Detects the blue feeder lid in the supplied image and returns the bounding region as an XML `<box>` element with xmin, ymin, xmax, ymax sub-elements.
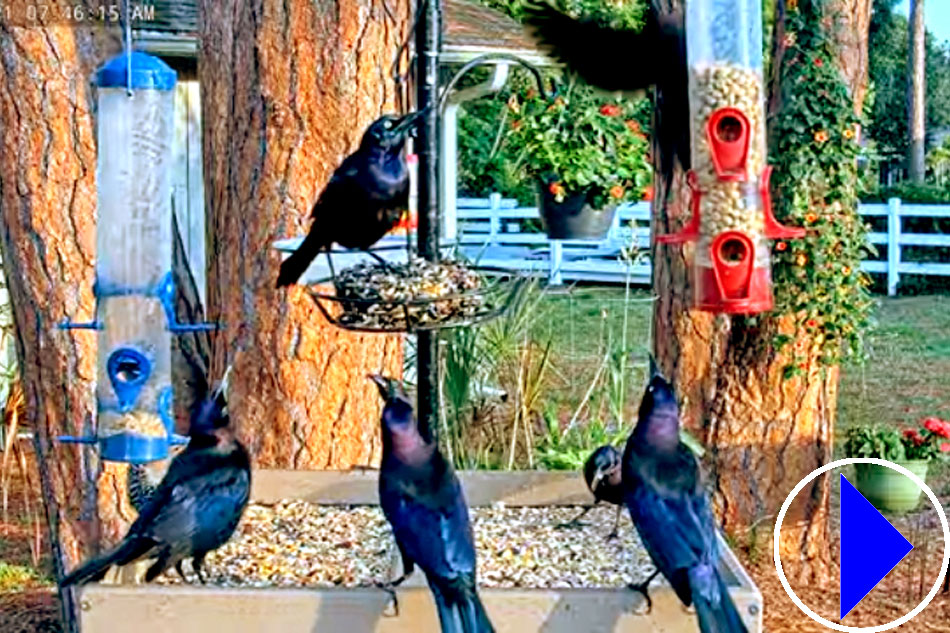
<box><xmin>96</xmin><ymin>51</ymin><xmax>177</xmax><ymax>91</ymax></box>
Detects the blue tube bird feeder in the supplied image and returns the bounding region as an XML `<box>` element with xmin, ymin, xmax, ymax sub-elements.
<box><xmin>58</xmin><ymin>51</ymin><xmax>214</xmax><ymax>463</ymax></box>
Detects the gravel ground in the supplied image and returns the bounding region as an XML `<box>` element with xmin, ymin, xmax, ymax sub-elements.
<box><xmin>156</xmin><ymin>503</ymin><xmax>659</xmax><ymax>589</ymax></box>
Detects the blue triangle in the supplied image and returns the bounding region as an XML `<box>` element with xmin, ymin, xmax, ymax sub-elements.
<box><xmin>840</xmin><ymin>474</ymin><xmax>914</xmax><ymax>619</ymax></box>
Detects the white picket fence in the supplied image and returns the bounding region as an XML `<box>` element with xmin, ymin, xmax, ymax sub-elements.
<box><xmin>453</xmin><ymin>194</ymin><xmax>950</xmax><ymax>295</ymax></box>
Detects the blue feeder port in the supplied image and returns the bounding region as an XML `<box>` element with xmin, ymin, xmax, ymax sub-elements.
<box><xmin>60</xmin><ymin>386</ymin><xmax>188</xmax><ymax>464</ymax></box>
<box><xmin>107</xmin><ymin>347</ymin><xmax>151</xmax><ymax>412</ymax></box>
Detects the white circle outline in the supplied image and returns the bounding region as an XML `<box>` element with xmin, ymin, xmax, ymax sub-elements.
<box><xmin>773</xmin><ymin>457</ymin><xmax>950</xmax><ymax>632</ymax></box>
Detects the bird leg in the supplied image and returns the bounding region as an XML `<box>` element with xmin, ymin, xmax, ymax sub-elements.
<box><xmin>376</xmin><ymin>555</ymin><xmax>414</xmax><ymax>617</ymax></box>
<box><xmin>627</xmin><ymin>569</ymin><xmax>661</xmax><ymax>614</ymax></box>
<box><xmin>365</xmin><ymin>249</ymin><xmax>396</xmax><ymax>272</ymax></box>
<box><xmin>555</xmin><ymin>502</ymin><xmax>598</xmax><ymax>529</ymax></box>
<box><xmin>605</xmin><ymin>505</ymin><xmax>622</xmax><ymax>541</ymax></box>
<box><xmin>192</xmin><ymin>553</ymin><xmax>207</xmax><ymax>585</ymax></box>
<box><xmin>175</xmin><ymin>560</ymin><xmax>189</xmax><ymax>583</ymax></box>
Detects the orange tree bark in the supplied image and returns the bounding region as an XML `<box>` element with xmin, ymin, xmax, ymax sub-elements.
<box><xmin>652</xmin><ymin>0</ymin><xmax>871</xmax><ymax>586</ymax></box>
<box><xmin>0</xmin><ymin>14</ymin><xmax>121</xmax><ymax>628</ymax></box>
<box><xmin>198</xmin><ymin>0</ymin><xmax>409</xmax><ymax>468</ymax></box>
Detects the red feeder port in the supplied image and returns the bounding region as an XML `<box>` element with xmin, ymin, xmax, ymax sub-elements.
<box><xmin>696</xmin><ymin>231</ymin><xmax>773</xmax><ymax>314</ymax></box>
<box><xmin>706</xmin><ymin>108</ymin><xmax>751</xmax><ymax>182</ymax></box>
<box><xmin>760</xmin><ymin>166</ymin><xmax>806</xmax><ymax>239</ymax></box>
<box><xmin>657</xmin><ymin>171</ymin><xmax>702</xmax><ymax>244</ymax></box>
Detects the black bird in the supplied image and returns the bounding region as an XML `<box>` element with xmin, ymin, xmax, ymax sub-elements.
<box><xmin>61</xmin><ymin>369</ymin><xmax>251</xmax><ymax>587</ymax></box>
<box><xmin>371</xmin><ymin>375</ymin><xmax>494</xmax><ymax>633</ymax></box>
<box><xmin>522</xmin><ymin>1</ymin><xmax>689</xmax><ymax>196</ymax></box>
<box><xmin>557</xmin><ymin>445</ymin><xmax>624</xmax><ymax>537</ymax></box>
<box><xmin>276</xmin><ymin>112</ymin><xmax>424</xmax><ymax>287</ymax></box>
<box><xmin>622</xmin><ymin>358</ymin><xmax>747</xmax><ymax>633</ymax></box>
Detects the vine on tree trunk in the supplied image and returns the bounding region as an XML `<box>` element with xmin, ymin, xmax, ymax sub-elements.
<box><xmin>768</xmin><ymin>0</ymin><xmax>874</xmax><ymax>376</ymax></box>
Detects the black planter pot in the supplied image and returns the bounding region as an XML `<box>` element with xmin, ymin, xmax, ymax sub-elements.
<box><xmin>537</xmin><ymin>182</ymin><xmax>617</xmax><ymax>240</ymax></box>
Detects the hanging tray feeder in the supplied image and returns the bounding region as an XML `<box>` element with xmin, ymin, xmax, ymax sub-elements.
<box><xmin>306</xmin><ymin>249</ymin><xmax>529</xmax><ymax>333</ymax></box>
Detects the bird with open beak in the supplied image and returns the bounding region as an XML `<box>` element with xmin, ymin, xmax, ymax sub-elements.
<box><xmin>370</xmin><ymin>375</ymin><xmax>495</xmax><ymax>633</ymax></box>
<box><xmin>276</xmin><ymin>110</ymin><xmax>425</xmax><ymax>287</ymax></box>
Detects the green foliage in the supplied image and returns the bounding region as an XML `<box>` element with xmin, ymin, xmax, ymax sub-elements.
<box><xmin>769</xmin><ymin>0</ymin><xmax>874</xmax><ymax>372</ymax></box>
<box><xmin>844</xmin><ymin>417</ymin><xmax>950</xmax><ymax>462</ymax></box>
<box><xmin>478</xmin><ymin>0</ymin><xmax>646</xmax><ymax>28</ymax></box>
<box><xmin>868</xmin><ymin>0</ymin><xmax>950</xmax><ymax>158</ymax></box>
<box><xmin>863</xmin><ymin>181</ymin><xmax>950</xmax><ymax>203</ymax></box>
<box><xmin>535</xmin><ymin>412</ymin><xmax>627</xmax><ymax>471</ymax></box>
<box><xmin>507</xmin><ymin>80</ymin><xmax>652</xmax><ymax>209</ymax></box>
<box><xmin>0</xmin><ymin>561</ymin><xmax>36</xmax><ymax>591</ymax></box>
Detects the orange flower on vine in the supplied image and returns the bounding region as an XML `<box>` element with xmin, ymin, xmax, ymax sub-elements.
<box><xmin>814</xmin><ymin>130</ymin><xmax>829</xmax><ymax>143</ymax></box>
<box><xmin>796</xmin><ymin>253</ymin><xmax>808</xmax><ymax>267</ymax></box>
<box><xmin>609</xmin><ymin>185</ymin><xmax>625</xmax><ymax>199</ymax></box>
<box><xmin>776</xmin><ymin>241</ymin><xmax>788</xmax><ymax>252</ymax></box>
<box><xmin>805</xmin><ymin>212</ymin><xmax>818</xmax><ymax>223</ymax></box>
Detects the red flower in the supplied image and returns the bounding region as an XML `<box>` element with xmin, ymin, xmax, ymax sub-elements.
<box><xmin>922</xmin><ymin>417</ymin><xmax>950</xmax><ymax>438</ymax></box>
<box><xmin>914</xmin><ymin>435</ymin><xmax>926</xmax><ymax>446</ymax></box>
<box><xmin>903</xmin><ymin>428</ymin><xmax>919</xmax><ymax>439</ymax></box>
<box><xmin>642</xmin><ymin>185</ymin><xmax>654</xmax><ymax>201</ymax></box>
<box><xmin>813</xmin><ymin>58</ymin><xmax>824</xmax><ymax>68</ymax></box>
<box><xmin>609</xmin><ymin>185</ymin><xmax>625</xmax><ymax>199</ymax></box>
<box><xmin>941</xmin><ymin>442</ymin><xmax>950</xmax><ymax>453</ymax></box>
<box><xmin>806</xmin><ymin>318</ymin><xmax>818</xmax><ymax>328</ymax></box>
<box><xmin>625</xmin><ymin>119</ymin><xmax>641</xmax><ymax>132</ymax></box>
<box><xmin>600</xmin><ymin>104</ymin><xmax>622</xmax><ymax>117</ymax></box>
<box><xmin>548</xmin><ymin>182</ymin><xmax>566</xmax><ymax>197</ymax></box>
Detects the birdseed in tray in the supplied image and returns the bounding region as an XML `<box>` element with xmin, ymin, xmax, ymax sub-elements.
<box><xmin>315</xmin><ymin>258</ymin><xmax>492</xmax><ymax>330</ymax></box>
<box><xmin>98</xmin><ymin>410</ymin><xmax>167</xmax><ymax>438</ymax></box>
<box><xmin>157</xmin><ymin>503</ymin><xmax>659</xmax><ymax>589</ymax></box>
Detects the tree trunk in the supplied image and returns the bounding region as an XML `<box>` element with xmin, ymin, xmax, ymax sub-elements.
<box><xmin>907</xmin><ymin>0</ymin><xmax>926</xmax><ymax>182</ymax></box>
<box><xmin>198</xmin><ymin>0</ymin><xmax>409</xmax><ymax>468</ymax></box>
<box><xmin>0</xmin><ymin>17</ymin><xmax>120</xmax><ymax>630</ymax></box>
<box><xmin>652</xmin><ymin>0</ymin><xmax>871</xmax><ymax>586</ymax></box>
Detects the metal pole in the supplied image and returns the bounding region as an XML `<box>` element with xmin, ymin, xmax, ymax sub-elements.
<box><xmin>415</xmin><ymin>0</ymin><xmax>441</xmax><ymax>440</ymax></box>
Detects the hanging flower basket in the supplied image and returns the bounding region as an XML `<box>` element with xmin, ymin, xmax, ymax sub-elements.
<box><xmin>853</xmin><ymin>461</ymin><xmax>929</xmax><ymax>514</ymax></box>
<box><xmin>537</xmin><ymin>181</ymin><xmax>617</xmax><ymax>240</ymax></box>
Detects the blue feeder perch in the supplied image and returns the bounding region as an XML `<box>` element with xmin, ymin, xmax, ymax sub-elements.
<box><xmin>57</xmin><ymin>51</ymin><xmax>213</xmax><ymax>463</ymax></box>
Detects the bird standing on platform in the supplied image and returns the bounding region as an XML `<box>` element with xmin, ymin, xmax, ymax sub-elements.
<box><xmin>60</xmin><ymin>368</ymin><xmax>251</xmax><ymax>587</ymax></box>
<box><xmin>276</xmin><ymin>112</ymin><xmax>424</xmax><ymax>287</ymax></box>
<box><xmin>622</xmin><ymin>358</ymin><xmax>747</xmax><ymax>632</ymax></box>
<box><xmin>522</xmin><ymin>1</ymin><xmax>688</xmax><ymax>195</ymax></box>
<box><xmin>371</xmin><ymin>375</ymin><xmax>495</xmax><ymax>633</ymax></box>
<box><xmin>557</xmin><ymin>445</ymin><xmax>625</xmax><ymax>537</ymax></box>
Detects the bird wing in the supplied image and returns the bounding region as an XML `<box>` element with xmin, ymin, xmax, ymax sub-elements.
<box><xmin>381</xmin><ymin>462</ymin><xmax>477</xmax><ymax>581</ymax></box>
<box><xmin>309</xmin><ymin>154</ymin><xmax>367</xmax><ymax>219</ymax></box>
<box><xmin>131</xmin><ymin>449</ymin><xmax>250</xmax><ymax>550</ymax></box>
<box><xmin>522</xmin><ymin>3</ymin><xmax>661</xmax><ymax>92</ymax></box>
<box><xmin>625</xmin><ymin>444</ymin><xmax>717</xmax><ymax>605</ymax></box>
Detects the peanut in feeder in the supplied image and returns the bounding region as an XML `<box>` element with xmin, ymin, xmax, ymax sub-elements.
<box><xmin>658</xmin><ymin>0</ymin><xmax>804</xmax><ymax>314</ymax></box>
<box><xmin>58</xmin><ymin>52</ymin><xmax>215</xmax><ymax>463</ymax></box>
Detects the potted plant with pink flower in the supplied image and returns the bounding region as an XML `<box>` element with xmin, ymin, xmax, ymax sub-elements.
<box><xmin>843</xmin><ymin>418</ymin><xmax>950</xmax><ymax>513</ymax></box>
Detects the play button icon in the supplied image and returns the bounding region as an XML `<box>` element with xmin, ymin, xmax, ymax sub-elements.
<box><xmin>839</xmin><ymin>474</ymin><xmax>914</xmax><ymax>619</ymax></box>
<box><xmin>774</xmin><ymin>458</ymin><xmax>950</xmax><ymax>632</ymax></box>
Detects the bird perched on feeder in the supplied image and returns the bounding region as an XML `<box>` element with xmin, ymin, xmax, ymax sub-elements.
<box><xmin>371</xmin><ymin>375</ymin><xmax>495</xmax><ymax>633</ymax></box>
<box><xmin>622</xmin><ymin>358</ymin><xmax>747</xmax><ymax>632</ymax></box>
<box><xmin>60</xmin><ymin>367</ymin><xmax>250</xmax><ymax>587</ymax></box>
<box><xmin>557</xmin><ymin>445</ymin><xmax>625</xmax><ymax>537</ymax></box>
<box><xmin>276</xmin><ymin>111</ymin><xmax>425</xmax><ymax>287</ymax></box>
<box><xmin>522</xmin><ymin>1</ymin><xmax>688</xmax><ymax>196</ymax></box>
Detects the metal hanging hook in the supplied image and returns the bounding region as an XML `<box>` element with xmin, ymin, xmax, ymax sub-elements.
<box><xmin>437</xmin><ymin>53</ymin><xmax>550</xmax><ymax>116</ymax></box>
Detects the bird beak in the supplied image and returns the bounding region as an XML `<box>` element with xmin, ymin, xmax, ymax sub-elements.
<box><xmin>648</xmin><ymin>354</ymin><xmax>664</xmax><ymax>381</ymax></box>
<box><xmin>368</xmin><ymin>374</ymin><xmax>391</xmax><ymax>400</ymax></box>
<box><xmin>591</xmin><ymin>468</ymin><xmax>606</xmax><ymax>490</ymax></box>
<box><xmin>393</xmin><ymin>109</ymin><xmax>425</xmax><ymax>137</ymax></box>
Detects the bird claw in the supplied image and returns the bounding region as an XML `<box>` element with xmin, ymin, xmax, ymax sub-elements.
<box><xmin>604</xmin><ymin>529</ymin><xmax>620</xmax><ymax>542</ymax></box>
<box><xmin>555</xmin><ymin>519</ymin><xmax>588</xmax><ymax>530</ymax></box>
<box><xmin>375</xmin><ymin>581</ymin><xmax>401</xmax><ymax>617</ymax></box>
<box><xmin>627</xmin><ymin>579</ymin><xmax>654</xmax><ymax>615</ymax></box>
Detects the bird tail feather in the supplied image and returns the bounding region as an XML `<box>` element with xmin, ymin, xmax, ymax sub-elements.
<box><xmin>430</xmin><ymin>576</ymin><xmax>494</xmax><ymax>633</ymax></box>
<box><xmin>691</xmin><ymin>565</ymin><xmax>748</xmax><ymax>633</ymax></box>
<box><xmin>276</xmin><ymin>228</ymin><xmax>324</xmax><ymax>287</ymax></box>
<box><xmin>59</xmin><ymin>536</ymin><xmax>155</xmax><ymax>588</ymax></box>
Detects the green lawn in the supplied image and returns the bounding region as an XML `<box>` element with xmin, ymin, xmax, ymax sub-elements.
<box><xmin>528</xmin><ymin>288</ymin><xmax>950</xmax><ymax>461</ymax></box>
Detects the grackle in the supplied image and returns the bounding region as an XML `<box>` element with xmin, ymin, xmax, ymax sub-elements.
<box><xmin>60</xmin><ymin>368</ymin><xmax>251</xmax><ymax>587</ymax></box>
<box><xmin>371</xmin><ymin>375</ymin><xmax>494</xmax><ymax>633</ymax></box>
<box><xmin>557</xmin><ymin>445</ymin><xmax>624</xmax><ymax>538</ymax></box>
<box><xmin>522</xmin><ymin>1</ymin><xmax>689</xmax><ymax>195</ymax></box>
<box><xmin>276</xmin><ymin>112</ymin><xmax>424</xmax><ymax>287</ymax></box>
<box><xmin>622</xmin><ymin>357</ymin><xmax>747</xmax><ymax>632</ymax></box>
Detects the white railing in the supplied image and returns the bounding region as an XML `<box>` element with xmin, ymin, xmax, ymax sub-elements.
<box><xmin>452</xmin><ymin>195</ymin><xmax>950</xmax><ymax>294</ymax></box>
